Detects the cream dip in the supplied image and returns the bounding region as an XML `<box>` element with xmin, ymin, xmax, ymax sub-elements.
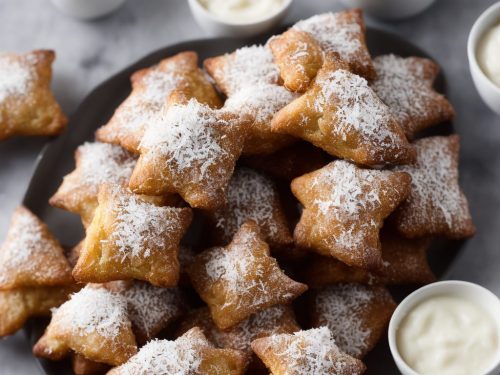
<box><xmin>396</xmin><ymin>295</ymin><xmax>499</xmax><ymax>375</ymax></box>
<box><xmin>477</xmin><ymin>22</ymin><xmax>500</xmax><ymax>88</ymax></box>
<box><xmin>198</xmin><ymin>0</ymin><xmax>285</xmax><ymax>24</ymax></box>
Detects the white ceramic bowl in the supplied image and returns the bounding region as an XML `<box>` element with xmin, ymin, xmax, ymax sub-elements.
<box><xmin>339</xmin><ymin>0</ymin><xmax>436</xmax><ymax>20</ymax></box>
<box><xmin>187</xmin><ymin>0</ymin><xmax>293</xmax><ymax>37</ymax></box>
<box><xmin>468</xmin><ymin>2</ymin><xmax>500</xmax><ymax>116</ymax></box>
<box><xmin>388</xmin><ymin>280</ymin><xmax>500</xmax><ymax>375</ymax></box>
<box><xmin>50</xmin><ymin>0</ymin><xmax>126</xmax><ymax>20</ymax></box>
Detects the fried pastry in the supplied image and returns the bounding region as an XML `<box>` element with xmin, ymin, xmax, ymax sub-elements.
<box><xmin>73</xmin><ymin>184</ymin><xmax>192</xmax><ymax>287</ymax></box>
<box><xmin>96</xmin><ymin>51</ymin><xmax>221</xmax><ymax>153</ymax></box>
<box><xmin>268</xmin><ymin>29</ymin><xmax>324</xmax><ymax>93</ymax></box>
<box><xmin>204</xmin><ymin>45</ymin><xmax>281</xmax><ymax>96</ymax></box>
<box><xmin>271</xmin><ymin>56</ymin><xmax>415</xmax><ymax>167</ymax></box>
<box><xmin>104</xmin><ymin>280</ymin><xmax>184</xmax><ymax>344</ymax></box>
<box><xmin>291</xmin><ymin>160</ymin><xmax>412</xmax><ymax>269</ymax></box>
<box><xmin>242</xmin><ymin>141</ymin><xmax>331</xmax><ymax>181</ymax></box>
<box><xmin>310</xmin><ymin>284</ymin><xmax>396</xmax><ymax>359</ymax></box>
<box><xmin>251</xmin><ymin>326</ymin><xmax>366</xmax><ymax>375</ymax></box>
<box><xmin>223</xmin><ymin>83</ymin><xmax>297</xmax><ymax>155</ymax></box>
<box><xmin>269</xmin><ymin>9</ymin><xmax>375</xmax><ymax>89</ymax></box>
<box><xmin>0</xmin><ymin>206</ymin><xmax>73</xmax><ymax>289</ymax></box>
<box><xmin>33</xmin><ymin>286</ymin><xmax>137</xmax><ymax>366</ymax></box>
<box><xmin>107</xmin><ymin>327</ymin><xmax>248</xmax><ymax>375</ymax></box>
<box><xmin>392</xmin><ymin>135</ymin><xmax>475</xmax><ymax>238</ymax></box>
<box><xmin>206</xmin><ymin>168</ymin><xmax>293</xmax><ymax>248</ymax></box>
<box><xmin>129</xmin><ymin>96</ymin><xmax>248</xmax><ymax>209</ymax></box>
<box><xmin>0</xmin><ymin>285</ymin><xmax>77</xmax><ymax>337</ymax></box>
<box><xmin>188</xmin><ymin>221</ymin><xmax>308</xmax><ymax>329</ymax></box>
<box><xmin>302</xmin><ymin>230</ymin><xmax>435</xmax><ymax>287</ymax></box>
<box><xmin>371</xmin><ymin>54</ymin><xmax>455</xmax><ymax>139</ymax></box>
<box><xmin>0</xmin><ymin>50</ymin><xmax>67</xmax><ymax>140</ymax></box>
<box><xmin>49</xmin><ymin>142</ymin><xmax>137</xmax><ymax>227</ymax></box>
<box><xmin>177</xmin><ymin>305</ymin><xmax>300</xmax><ymax>370</ymax></box>
<box><xmin>72</xmin><ymin>354</ymin><xmax>110</xmax><ymax>375</ymax></box>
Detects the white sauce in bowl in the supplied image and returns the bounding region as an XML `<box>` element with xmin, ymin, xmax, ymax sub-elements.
<box><xmin>198</xmin><ymin>0</ymin><xmax>285</xmax><ymax>24</ymax></box>
<box><xmin>397</xmin><ymin>295</ymin><xmax>499</xmax><ymax>375</ymax></box>
<box><xmin>477</xmin><ymin>22</ymin><xmax>500</xmax><ymax>88</ymax></box>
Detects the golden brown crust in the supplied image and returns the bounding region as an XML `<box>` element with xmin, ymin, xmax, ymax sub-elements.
<box><xmin>72</xmin><ymin>354</ymin><xmax>110</xmax><ymax>375</ymax></box>
<box><xmin>268</xmin><ymin>29</ymin><xmax>324</xmax><ymax>93</ymax></box>
<box><xmin>188</xmin><ymin>221</ymin><xmax>307</xmax><ymax>329</ymax></box>
<box><xmin>96</xmin><ymin>51</ymin><xmax>221</xmax><ymax>153</ymax></box>
<box><xmin>0</xmin><ymin>50</ymin><xmax>67</xmax><ymax>140</ymax></box>
<box><xmin>73</xmin><ymin>184</ymin><xmax>192</xmax><ymax>287</ymax></box>
<box><xmin>291</xmin><ymin>160</ymin><xmax>412</xmax><ymax>269</ymax></box>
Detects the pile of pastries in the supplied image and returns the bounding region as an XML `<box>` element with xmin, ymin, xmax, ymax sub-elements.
<box><xmin>0</xmin><ymin>8</ymin><xmax>475</xmax><ymax>375</ymax></box>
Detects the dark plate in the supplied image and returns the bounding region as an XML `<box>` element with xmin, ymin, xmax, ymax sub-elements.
<box><xmin>22</xmin><ymin>28</ymin><xmax>459</xmax><ymax>375</ymax></box>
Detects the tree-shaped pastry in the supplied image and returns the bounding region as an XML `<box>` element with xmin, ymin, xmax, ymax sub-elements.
<box><xmin>73</xmin><ymin>184</ymin><xmax>192</xmax><ymax>287</ymax></box>
<box><xmin>371</xmin><ymin>54</ymin><xmax>455</xmax><ymax>139</ymax></box>
<box><xmin>291</xmin><ymin>160</ymin><xmax>411</xmax><ymax>269</ymax></box>
<box><xmin>0</xmin><ymin>50</ymin><xmax>67</xmax><ymax>140</ymax></box>
<box><xmin>33</xmin><ymin>286</ymin><xmax>137</xmax><ymax>366</ymax></box>
<box><xmin>310</xmin><ymin>284</ymin><xmax>396</xmax><ymax>359</ymax></box>
<box><xmin>107</xmin><ymin>327</ymin><xmax>247</xmax><ymax>375</ymax></box>
<box><xmin>49</xmin><ymin>142</ymin><xmax>137</xmax><ymax>227</ymax></box>
<box><xmin>188</xmin><ymin>221</ymin><xmax>307</xmax><ymax>329</ymax></box>
<box><xmin>302</xmin><ymin>229</ymin><xmax>435</xmax><ymax>287</ymax></box>
<box><xmin>206</xmin><ymin>168</ymin><xmax>293</xmax><ymax>248</ymax></box>
<box><xmin>96</xmin><ymin>51</ymin><xmax>221</xmax><ymax>153</ymax></box>
<box><xmin>392</xmin><ymin>135</ymin><xmax>475</xmax><ymax>238</ymax></box>
<box><xmin>129</xmin><ymin>95</ymin><xmax>249</xmax><ymax>209</ymax></box>
<box><xmin>271</xmin><ymin>55</ymin><xmax>415</xmax><ymax>167</ymax></box>
<box><xmin>0</xmin><ymin>206</ymin><xmax>73</xmax><ymax>289</ymax></box>
<box><xmin>177</xmin><ymin>305</ymin><xmax>300</xmax><ymax>371</ymax></box>
<box><xmin>251</xmin><ymin>327</ymin><xmax>366</xmax><ymax>375</ymax></box>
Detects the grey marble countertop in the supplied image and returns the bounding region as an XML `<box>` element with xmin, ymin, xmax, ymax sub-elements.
<box><xmin>0</xmin><ymin>0</ymin><xmax>499</xmax><ymax>373</ymax></box>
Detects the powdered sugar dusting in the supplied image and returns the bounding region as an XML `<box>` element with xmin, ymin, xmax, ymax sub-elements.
<box><xmin>315</xmin><ymin>69</ymin><xmax>402</xmax><ymax>161</ymax></box>
<box><xmin>0</xmin><ymin>55</ymin><xmax>33</xmax><ymax>102</ymax></box>
<box><xmin>114</xmin><ymin>332</ymin><xmax>206</xmax><ymax>374</ymax></box>
<box><xmin>52</xmin><ymin>286</ymin><xmax>129</xmax><ymax>340</ymax></box>
<box><xmin>221</xmin><ymin>45</ymin><xmax>280</xmax><ymax>95</ymax></box>
<box><xmin>314</xmin><ymin>284</ymin><xmax>374</xmax><ymax>358</ymax></box>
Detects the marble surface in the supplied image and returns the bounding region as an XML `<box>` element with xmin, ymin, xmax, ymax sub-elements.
<box><xmin>0</xmin><ymin>0</ymin><xmax>499</xmax><ymax>373</ymax></box>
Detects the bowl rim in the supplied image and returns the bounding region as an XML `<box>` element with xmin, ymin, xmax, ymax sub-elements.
<box><xmin>388</xmin><ymin>280</ymin><xmax>500</xmax><ymax>375</ymax></box>
<box><xmin>187</xmin><ymin>0</ymin><xmax>293</xmax><ymax>27</ymax></box>
<box><xmin>467</xmin><ymin>1</ymin><xmax>500</xmax><ymax>95</ymax></box>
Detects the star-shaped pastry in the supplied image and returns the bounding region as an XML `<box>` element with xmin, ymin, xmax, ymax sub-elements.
<box><xmin>0</xmin><ymin>285</ymin><xmax>77</xmax><ymax>337</ymax></box>
<box><xmin>310</xmin><ymin>284</ymin><xmax>396</xmax><ymax>359</ymax></box>
<box><xmin>271</xmin><ymin>56</ymin><xmax>415</xmax><ymax>167</ymax></box>
<box><xmin>251</xmin><ymin>326</ymin><xmax>366</xmax><ymax>375</ymax></box>
<box><xmin>129</xmin><ymin>95</ymin><xmax>249</xmax><ymax>209</ymax></box>
<box><xmin>269</xmin><ymin>9</ymin><xmax>375</xmax><ymax>91</ymax></box>
<box><xmin>188</xmin><ymin>220</ymin><xmax>308</xmax><ymax>329</ymax></box>
<box><xmin>0</xmin><ymin>50</ymin><xmax>67</xmax><ymax>140</ymax></box>
<box><xmin>268</xmin><ymin>29</ymin><xmax>324</xmax><ymax>93</ymax></box>
<box><xmin>104</xmin><ymin>280</ymin><xmax>184</xmax><ymax>344</ymax></box>
<box><xmin>302</xmin><ymin>229</ymin><xmax>435</xmax><ymax>287</ymax></box>
<box><xmin>177</xmin><ymin>305</ymin><xmax>300</xmax><ymax>371</ymax></box>
<box><xmin>371</xmin><ymin>54</ymin><xmax>455</xmax><ymax>139</ymax></box>
<box><xmin>73</xmin><ymin>184</ymin><xmax>192</xmax><ymax>287</ymax></box>
<box><xmin>107</xmin><ymin>327</ymin><xmax>248</xmax><ymax>375</ymax></box>
<box><xmin>291</xmin><ymin>160</ymin><xmax>412</xmax><ymax>269</ymax></box>
<box><xmin>96</xmin><ymin>51</ymin><xmax>221</xmax><ymax>153</ymax></box>
<box><xmin>392</xmin><ymin>135</ymin><xmax>475</xmax><ymax>238</ymax></box>
<box><xmin>206</xmin><ymin>168</ymin><xmax>293</xmax><ymax>248</ymax></box>
<box><xmin>49</xmin><ymin>142</ymin><xmax>137</xmax><ymax>227</ymax></box>
<box><xmin>0</xmin><ymin>206</ymin><xmax>73</xmax><ymax>289</ymax></box>
<box><xmin>33</xmin><ymin>286</ymin><xmax>138</xmax><ymax>366</ymax></box>
<box><xmin>204</xmin><ymin>45</ymin><xmax>281</xmax><ymax>97</ymax></box>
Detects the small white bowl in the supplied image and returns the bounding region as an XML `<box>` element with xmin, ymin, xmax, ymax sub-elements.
<box><xmin>187</xmin><ymin>0</ymin><xmax>293</xmax><ymax>37</ymax></box>
<box><xmin>339</xmin><ymin>0</ymin><xmax>436</xmax><ymax>20</ymax></box>
<box><xmin>468</xmin><ymin>2</ymin><xmax>500</xmax><ymax>116</ymax></box>
<box><xmin>50</xmin><ymin>0</ymin><xmax>126</xmax><ymax>20</ymax></box>
<box><xmin>388</xmin><ymin>280</ymin><xmax>500</xmax><ymax>375</ymax></box>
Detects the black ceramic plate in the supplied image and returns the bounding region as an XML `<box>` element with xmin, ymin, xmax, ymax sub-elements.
<box><xmin>22</xmin><ymin>29</ymin><xmax>459</xmax><ymax>374</ymax></box>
